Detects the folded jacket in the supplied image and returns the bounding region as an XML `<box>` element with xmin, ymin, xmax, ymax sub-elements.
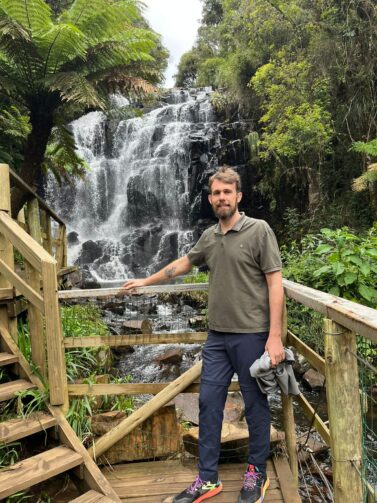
<box><xmin>249</xmin><ymin>348</ymin><xmax>300</xmax><ymax>396</ymax></box>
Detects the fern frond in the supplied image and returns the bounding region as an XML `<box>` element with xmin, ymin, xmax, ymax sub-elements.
<box><xmin>48</xmin><ymin>72</ymin><xmax>105</xmax><ymax>108</ymax></box>
<box><xmin>0</xmin><ymin>0</ymin><xmax>51</xmax><ymax>34</ymax></box>
<box><xmin>92</xmin><ymin>68</ymin><xmax>156</xmax><ymax>96</ymax></box>
<box><xmin>43</xmin><ymin>121</ymin><xmax>87</xmax><ymax>183</ymax></box>
<box><xmin>34</xmin><ymin>22</ymin><xmax>86</xmax><ymax>73</ymax></box>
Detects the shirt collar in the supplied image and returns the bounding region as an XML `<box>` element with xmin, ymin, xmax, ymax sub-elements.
<box><xmin>214</xmin><ymin>212</ymin><xmax>246</xmax><ymax>234</ymax></box>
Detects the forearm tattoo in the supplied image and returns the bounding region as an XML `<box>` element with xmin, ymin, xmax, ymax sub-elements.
<box><xmin>164</xmin><ymin>266</ymin><xmax>176</xmax><ymax>279</ymax></box>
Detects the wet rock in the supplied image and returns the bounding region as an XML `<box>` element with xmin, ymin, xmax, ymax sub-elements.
<box><xmin>303</xmin><ymin>369</ymin><xmax>325</xmax><ymax>390</ymax></box>
<box><xmin>155</xmin><ymin>348</ymin><xmax>184</xmax><ymax>366</ymax></box>
<box><xmin>79</xmin><ymin>266</ymin><xmax>101</xmax><ymax>289</ymax></box>
<box><xmin>78</xmin><ymin>240</ymin><xmax>104</xmax><ymax>264</ymax></box>
<box><xmin>189</xmin><ymin>316</ymin><xmax>206</xmax><ymax>328</ymax></box>
<box><xmin>67</xmin><ymin>231</ymin><xmax>79</xmax><ymax>245</ymax></box>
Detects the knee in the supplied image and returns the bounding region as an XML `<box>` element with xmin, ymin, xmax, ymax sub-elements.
<box><xmin>199</xmin><ymin>382</ymin><xmax>227</xmax><ymax>411</ymax></box>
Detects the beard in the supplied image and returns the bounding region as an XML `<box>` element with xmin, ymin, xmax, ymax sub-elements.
<box><xmin>212</xmin><ymin>203</ymin><xmax>237</xmax><ymax>220</ymax></box>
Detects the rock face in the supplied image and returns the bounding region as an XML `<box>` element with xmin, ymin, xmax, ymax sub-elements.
<box><xmin>91</xmin><ymin>405</ymin><xmax>182</xmax><ymax>464</ymax></box>
<box><xmin>46</xmin><ymin>88</ymin><xmax>255</xmax><ymax>281</ymax></box>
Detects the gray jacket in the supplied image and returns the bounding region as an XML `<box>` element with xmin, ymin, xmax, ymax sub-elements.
<box><xmin>249</xmin><ymin>348</ymin><xmax>300</xmax><ymax>396</ymax></box>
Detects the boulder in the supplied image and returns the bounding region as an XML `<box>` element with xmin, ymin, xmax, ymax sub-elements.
<box><xmin>174</xmin><ymin>392</ymin><xmax>245</xmax><ymax>425</ymax></box>
<box><xmin>155</xmin><ymin>348</ymin><xmax>184</xmax><ymax>366</ymax></box>
<box><xmin>303</xmin><ymin>369</ymin><xmax>325</xmax><ymax>390</ymax></box>
<box><xmin>91</xmin><ymin>405</ymin><xmax>182</xmax><ymax>464</ymax></box>
<box><xmin>183</xmin><ymin>422</ymin><xmax>284</xmax><ymax>459</ymax></box>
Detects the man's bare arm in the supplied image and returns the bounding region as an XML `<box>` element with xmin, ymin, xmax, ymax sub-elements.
<box><xmin>265</xmin><ymin>270</ymin><xmax>285</xmax><ymax>366</ymax></box>
<box><xmin>120</xmin><ymin>255</ymin><xmax>193</xmax><ymax>291</ymax></box>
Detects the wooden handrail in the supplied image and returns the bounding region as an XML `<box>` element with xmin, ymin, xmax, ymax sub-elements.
<box><xmin>0</xmin><ymin>211</ymin><xmax>54</xmax><ymax>271</ymax></box>
<box><xmin>9</xmin><ymin>168</ymin><xmax>65</xmax><ymax>226</ymax></box>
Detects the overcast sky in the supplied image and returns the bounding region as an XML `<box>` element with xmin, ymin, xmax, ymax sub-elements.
<box><xmin>142</xmin><ymin>0</ymin><xmax>202</xmax><ymax>88</ymax></box>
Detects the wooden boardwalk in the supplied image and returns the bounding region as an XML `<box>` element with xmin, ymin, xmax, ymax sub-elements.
<box><xmin>102</xmin><ymin>458</ymin><xmax>302</xmax><ymax>503</ymax></box>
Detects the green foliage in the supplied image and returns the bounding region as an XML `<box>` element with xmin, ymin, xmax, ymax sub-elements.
<box><xmin>0</xmin><ymin>0</ymin><xmax>167</xmax><ymax>193</ymax></box>
<box><xmin>66</xmin><ymin>394</ymin><xmax>95</xmax><ymax>443</ymax></box>
<box><xmin>15</xmin><ymin>387</ymin><xmax>49</xmax><ymax>418</ymax></box>
<box><xmin>283</xmin><ymin>225</ymin><xmax>377</xmax><ymax>307</ymax></box>
<box><xmin>17</xmin><ymin>321</ymin><xmax>31</xmax><ymax>361</ymax></box>
<box><xmin>183</xmin><ymin>268</ymin><xmax>209</xmax><ymax>284</ymax></box>
<box><xmin>0</xmin><ymin>441</ymin><xmax>21</xmax><ymax>467</ymax></box>
<box><xmin>61</xmin><ymin>304</ymin><xmax>109</xmax><ymax>337</ymax></box>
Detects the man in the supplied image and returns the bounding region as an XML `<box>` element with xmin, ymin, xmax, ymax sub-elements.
<box><xmin>121</xmin><ymin>166</ymin><xmax>284</xmax><ymax>503</ymax></box>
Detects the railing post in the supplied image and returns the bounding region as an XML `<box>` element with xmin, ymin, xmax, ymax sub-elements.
<box><xmin>281</xmin><ymin>299</ymin><xmax>299</xmax><ymax>485</ymax></box>
<box><xmin>25</xmin><ymin>198</ymin><xmax>46</xmax><ymax>378</ymax></box>
<box><xmin>40</xmin><ymin>210</ymin><xmax>52</xmax><ymax>254</ymax></box>
<box><xmin>324</xmin><ymin>319</ymin><xmax>363</xmax><ymax>502</ymax></box>
<box><xmin>0</xmin><ymin>164</ymin><xmax>17</xmax><ymax>342</ymax></box>
<box><xmin>41</xmin><ymin>259</ymin><xmax>69</xmax><ymax>411</ymax></box>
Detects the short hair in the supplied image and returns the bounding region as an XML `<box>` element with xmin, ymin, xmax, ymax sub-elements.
<box><xmin>208</xmin><ymin>165</ymin><xmax>241</xmax><ymax>192</ymax></box>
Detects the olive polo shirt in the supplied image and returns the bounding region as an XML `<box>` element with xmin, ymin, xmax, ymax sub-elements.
<box><xmin>187</xmin><ymin>213</ymin><xmax>282</xmax><ymax>333</ymax></box>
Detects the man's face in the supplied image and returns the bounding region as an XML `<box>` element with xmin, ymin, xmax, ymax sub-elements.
<box><xmin>208</xmin><ymin>179</ymin><xmax>242</xmax><ymax>220</ymax></box>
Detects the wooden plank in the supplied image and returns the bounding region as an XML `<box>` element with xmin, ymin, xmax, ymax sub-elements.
<box><xmin>0</xmin><ymin>287</ymin><xmax>14</xmax><ymax>300</ymax></box>
<box><xmin>0</xmin><ymin>257</ymin><xmax>44</xmax><ymax>313</ymax></box>
<box><xmin>0</xmin><ymin>379</ymin><xmax>36</xmax><ymax>402</ymax></box>
<box><xmin>0</xmin><ymin>164</ymin><xmax>11</xmax><ymax>212</ymax></box>
<box><xmin>70</xmin><ymin>491</ymin><xmax>116</xmax><ymax>503</ymax></box>
<box><xmin>324</xmin><ymin>319</ymin><xmax>363</xmax><ymax>502</ymax></box>
<box><xmin>273</xmin><ymin>456</ymin><xmax>302</xmax><ymax>503</ymax></box>
<box><xmin>6</xmin><ymin>298</ymin><xmax>28</xmax><ymax>317</ymax></box>
<box><xmin>69</xmin><ymin>381</ymin><xmax>240</xmax><ymax>396</ymax></box>
<box><xmin>119</xmin><ymin>489</ymin><xmax>284</xmax><ymax>502</ymax></box>
<box><xmin>283</xmin><ymin>278</ymin><xmax>377</xmax><ymax>343</ymax></box>
<box><xmin>50</xmin><ymin>406</ymin><xmax>122</xmax><ymax>502</ymax></box>
<box><xmin>41</xmin><ymin>261</ymin><xmax>68</xmax><ymax>407</ymax></box>
<box><xmin>88</xmin><ymin>362</ymin><xmax>203</xmax><ymax>459</ymax></box>
<box><xmin>0</xmin><ymin>412</ymin><xmax>56</xmax><ymax>443</ymax></box>
<box><xmin>0</xmin><ymin>351</ymin><xmax>18</xmax><ymax>366</ymax></box>
<box><xmin>0</xmin><ymin>211</ymin><xmax>55</xmax><ymax>271</ymax></box>
<box><xmin>64</xmin><ymin>332</ymin><xmax>208</xmax><ymax>348</ymax></box>
<box><xmin>55</xmin><ymin>224</ymin><xmax>66</xmax><ymax>270</ymax></box>
<box><xmin>58</xmin><ymin>265</ymin><xmax>78</xmax><ymax>277</ymax></box>
<box><xmin>295</xmin><ymin>393</ymin><xmax>330</xmax><ymax>446</ymax></box>
<box><xmin>0</xmin><ymin>446</ymin><xmax>83</xmax><ymax>499</ymax></box>
<box><xmin>287</xmin><ymin>330</ymin><xmax>325</xmax><ymax>375</ymax></box>
<box><xmin>58</xmin><ymin>283</ymin><xmax>208</xmax><ymax>300</ymax></box>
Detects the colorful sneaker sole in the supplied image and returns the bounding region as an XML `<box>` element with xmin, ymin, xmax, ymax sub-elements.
<box><xmin>193</xmin><ymin>482</ymin><xmax>223</xmax><ymax>503</ymax></box>
<box><xmin>257</xmin><ymin>477</ymin><xmax>270</xmax><ymax>503</ymax></box>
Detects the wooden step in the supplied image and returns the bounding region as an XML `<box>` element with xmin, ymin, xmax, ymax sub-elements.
<box><xmin>0</xmin><ymin>352</ymin><xmax>18</xmax><ymax>366</ymax></box>
<box><xmin>0</xmin><ymin>379</ymin><xmax>36</xmax><ymax>402</ymax></box>
<box><xmin>0</xmin><ymin>411</ymin><xmax>57</xmax><ymax>443</ymax></box>
<box><xmin>0</xmin><ymin>446</ymin><xmax>83</xmax><ymax>499</ymax></box>
<box><xmin>70</xmin><ymin>490</ymin><xmax>116</xmax><ymax>503</ymax></box>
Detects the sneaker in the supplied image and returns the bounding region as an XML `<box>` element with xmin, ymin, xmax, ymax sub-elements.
<box><xmin>238</xmin><ymin>464</ymin><xmax>270</xmax><ymax>503</ymax></box>
<box><xmin>173</xmin><ymin>475</ymin><xmax>223</xmax><ymax>503</ymax></box>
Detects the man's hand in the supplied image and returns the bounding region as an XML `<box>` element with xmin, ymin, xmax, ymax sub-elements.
<box><xmin>265</xmin><ymin>334</ymin><xmax>285</xmax><ymax>367</ymax></box>
<box><xmin>118</xmin><ymin>278</ymin><xmax>146</xmax><ymax>296</ymax></box>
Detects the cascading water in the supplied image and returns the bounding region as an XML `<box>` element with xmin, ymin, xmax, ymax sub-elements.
<box><xmin>46</xmin><ymin>88</ymin><xmax>219</xmax><ymax>283</ymax></box>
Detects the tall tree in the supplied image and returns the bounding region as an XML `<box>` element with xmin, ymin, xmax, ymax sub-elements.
<box><xmin>0</xmin><ymin>0</ymin><xmax>167</xmax><ymax>215</ymax></box>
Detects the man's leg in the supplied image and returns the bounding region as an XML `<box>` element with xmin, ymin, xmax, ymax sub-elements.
<box><xmin>198</xmin><ymin>330</ymin><xmax>234</xmax><ymax>482</ymax></box>
<box><xmin>226</xmin><ymin>332</ymin><xmax>270</xmax><ymax>469</ymax></box>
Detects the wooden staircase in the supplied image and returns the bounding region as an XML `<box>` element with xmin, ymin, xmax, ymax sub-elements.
<box><xmin>0</xmin><ymin>326</ymin><xmax>121</xmax><ymax>502</ymax></box>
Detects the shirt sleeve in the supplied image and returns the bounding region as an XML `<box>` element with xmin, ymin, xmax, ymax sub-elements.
<box><xmin>259</xmin><ymin>222</ymin><xmax>282</xmax><ymax>273</ymax></box>
<box><xmin>187</xmin><ymin>230</ymin><xmax>208</xmax><ymax>267</ymax></box>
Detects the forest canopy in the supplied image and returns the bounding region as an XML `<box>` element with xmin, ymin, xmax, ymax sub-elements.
<box><xmin>175</xmin><ymin>0</ymin><xmax>377</xmax><ymax>229</ymax></box>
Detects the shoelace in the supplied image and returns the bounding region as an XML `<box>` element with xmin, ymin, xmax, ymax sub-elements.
<box><xmin>242</xmin><ymin>469</ymin><xmax>261</xmax><ymax>491</ymax></box>
<box><xmin>188</xmin><ymin>476</ymin><xmax>205</xmax><ymax>494</ymax></box>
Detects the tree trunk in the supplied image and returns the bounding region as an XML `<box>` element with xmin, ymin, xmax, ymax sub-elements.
<box><xmin>307</xmin><ymin>167</ymin><xmax>320</xmax><ymax>213</ymax></box>
<box><xmin>11</xmin><ymin>108</ymin><xmax>54</xmax><ymax>217</ymax></box>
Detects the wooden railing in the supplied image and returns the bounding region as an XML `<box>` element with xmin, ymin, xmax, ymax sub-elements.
<box><xmin>59</xmin><ymin>281</ymin><xmax>377</xmax><ymax>503</ymax></box>
<box><xmin>10</xmin><ymin>168</ymin><xmax>68</xmax><ymax>272</ymax></box>
<box><xmin>0</xmin><ymin>164</ymin><xmax>68</xmax><ymax>407</ymax></box>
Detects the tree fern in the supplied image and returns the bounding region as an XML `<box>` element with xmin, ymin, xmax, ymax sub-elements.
<box><xmin>0</xmin><ymin>0</ymin><xmax>52</xmax><ymax>34</ymax></box>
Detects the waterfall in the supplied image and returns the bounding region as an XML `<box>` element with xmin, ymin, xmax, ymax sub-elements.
<box><xmin>46</xmin><ymin>88</ymin><xmax>219</xmax><ymax>283</ymax></box>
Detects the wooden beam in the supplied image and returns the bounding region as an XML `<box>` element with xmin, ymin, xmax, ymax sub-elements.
<box><xmin>87</xmin><ymin>361</ymin><xmax>203</xmax><ymax>459</ymax></box>
<box><xmin>0</xmin><ymin>258</ymin><xmax>44</xmax><ymax>313</ymax></box>
<box><xmin>41</xmin><ymin>261</ymin><xmax>68</xmax><ymax>407</ymax></box>
<box><xmin>58</xmin><ymin>282</ymin><xmax>208</xmax><ymax>300</ymax></box>
<box><xmin>287</xmin><ymin>330</ymin><xmax>325</xmax><ymax>375</ymax></box>
<box><xmin>295</xmin><ymin>393</ymin><xmax>330</xmax><ymax>446</ymax></box>
<box><xmin>57</xmin><ymin>265</ymin><xmax>78</xmax><ymax>278</ymax></box>
<box><xmin>6</xmin><ymin>298</ymin><xmax>27</xmax><ymax>318</ymax></box>
<box><xmin>0</xmin><ymin>211</ymin><xmax>55</xmax><ymax>272</ymax></box>
<box><xmin>283</xmin><ymin>279</ymin><xmax>377</xmax><ymax>343</ymax></box>
<box><xmin>0</xmin><ymin>288</ymin><xmax>14</xmax><ymax>300</ymax></box>
<box><xmin>64</xmin><ymin>332</ymin><xmax>208</xmax><ymax>348</ymax></box>
<box><xmin>324</xmin><ymin>319</ymin><xmax>363</xmax><ymax>502</ymax></box>
<box><xmin>272</xmin><ymin>456</ymin><xmax>302</xmax><ymax>503</ymax></box>
<box><xmin>68</xmin><ymin>381</ymin><xmax>240</xmax><ymax>396</ymax></box>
